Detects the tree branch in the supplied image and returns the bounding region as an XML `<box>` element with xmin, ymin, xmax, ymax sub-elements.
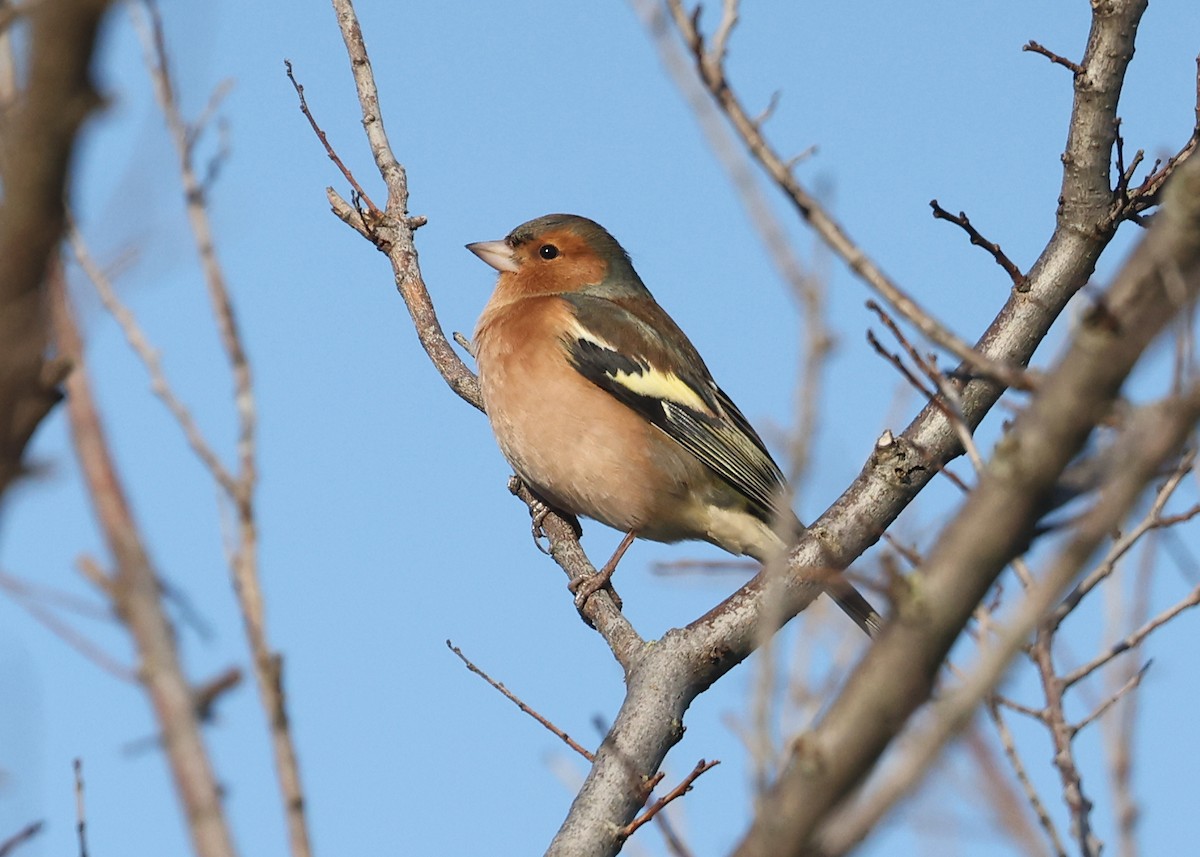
<box><xmin>49</xmin><ymin>266</ymin><xmax>238</xmax><ymax>857</ymax></box>
<box><xmin>0</xmin><ymin>0</ymin><xmax>112</xmax><ymax>498</ymax></box>
<box><xmin>732</xmin><ymin>149</ymin><xmax>1200</xmax><ymax>857</ymax></box>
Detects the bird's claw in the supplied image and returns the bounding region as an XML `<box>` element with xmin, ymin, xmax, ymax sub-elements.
<box><xmin>569</xmin><ymin>569</ymin><xmax>622</xmax><ymax>611</ymax></box>
<box><xmin>530</xmin><ymin>503</ymin><xmax>552</xmax><ymax>555</ymax></box>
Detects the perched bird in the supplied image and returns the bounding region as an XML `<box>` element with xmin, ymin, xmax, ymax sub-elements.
<box><xmin>467</xmin><ymin>214</ymin><xmax>880</xmax><ymax>636</ymax></box>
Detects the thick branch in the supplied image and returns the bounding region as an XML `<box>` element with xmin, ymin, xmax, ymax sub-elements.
<box><xmin>0</xmin><ymin>0</ymin><xmax>111</xmax><ymax>497</ymax></box>
<box><xmin>544</xmin><ymin>3</ymin><xmax>1158</xmax><ymax>853</ymax></box>
<box><xmin>817</xmin><ymin>390</ymin><xmax>1200</xmax><ymax>854</ymax></box>
<box><xmin>732</xmin><ymin>152</ymin><xmax>1200</xmax><ymax>857</ymax></box>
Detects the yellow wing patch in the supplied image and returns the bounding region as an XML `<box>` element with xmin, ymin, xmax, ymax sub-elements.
<box><xmin>567</xmin><ymin>320</ymin><xmax>711</xmax><ymax>413</ymax></box>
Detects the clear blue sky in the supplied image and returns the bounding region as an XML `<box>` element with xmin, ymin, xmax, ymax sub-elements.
<box><xmin>2</xmin><ymin>2</ymin><xmax>1197</xmax><ymax>855</ymax></box>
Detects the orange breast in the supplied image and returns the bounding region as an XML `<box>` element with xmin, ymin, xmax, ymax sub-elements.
<box><xmin>473</xmin><ymin>295</ymin><xmax>704</xmax><ymax>540</ymax></box>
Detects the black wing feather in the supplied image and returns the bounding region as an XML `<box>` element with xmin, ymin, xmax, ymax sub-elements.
<box><xmin>566</xmin><ymin>333</ymin><xmax>788</xmax><ymax>524</ymax></box>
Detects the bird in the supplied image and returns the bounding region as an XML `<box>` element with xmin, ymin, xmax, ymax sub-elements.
<box><xmin>466</xmin><ymin>214</ymin><xmax>881</xmax><ymax>636</ymax></box>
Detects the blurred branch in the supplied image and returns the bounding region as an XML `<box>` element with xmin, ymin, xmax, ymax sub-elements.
<box><xmin>656</xmin><ymin>0</ymin><xmax>1029</xmax><ymax>391</ymax></box>
<box><xmin>0</xmin><ymin>0</ymin><xmax>112</xmax><ymax>499</ymax></box>
<box><xmin>986</xmin><ymin>700</ymin><xmax>1068</xmax><ymax>857</ymax></box>
<box><xmin>630</xmin><ymin>0</ymin><xmax>832</xmax><ymax>489</ymax></box>
<box><xmin>821</xmin><ymin>386</ymin><xmax>1200</xmax><ymax>854</ymax></box>
<box><xmin>48</xmin><ymin>264</ymin><xmax>237</xmax><ymax>857</ymax></box>
<box><xmin>1050</xmin><ymin>451</ymin><xmax>1195</xmax><ymax>630</ymax></box>
<box><xmin>0</xmin><ymin>822</ymin><xmax>43</xmax><ymax>857</ymax></box>
<box><xmin>127</xmin><ymin>4</ymin><xmax>311</xmax><ymax>856</ymax></box>
<box><xmin>0</xmin><ymin>568</ymin><xmax>135</xmax><ymax>681</ymax></box>
<box><xmin>1100</xmin><ymin>544</ymin><xmax>1155</xmax><ymax>857</ymax></box>
<box><xmin>736</xmin><ymin>145</ymin><xmax>1200</xmax><ymax>856</ymax></box>
<box><xmin>68</xmin><ymin>224</ymin><xmax>237</xmax><ymax>493</ymax></box>
<box><xmin>1063</xmin><ymin>585</ymin><xmax>1200</xmax><ymax>688</ymax></box>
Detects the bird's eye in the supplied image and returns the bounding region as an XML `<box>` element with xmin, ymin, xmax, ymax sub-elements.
<box><xmin>538</xmin><ymin>244</ymin><xmax>560</xmax><ymax>260</ymax></box>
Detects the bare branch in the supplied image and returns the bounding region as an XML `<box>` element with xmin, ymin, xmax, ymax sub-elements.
<box><xmin>0</xmin><ymin>822</ymin><xmax>43</xmax><ymax>857</ymax></box>
<box><xmin>68</xmin><ymin>224</ymin><xmax>237</xmax><ymax>494</ymax></box>
<box><xmin>1064</xmin><ymin>586</ymin><xmax>1200</xmax><ymax>687</ymax></box>
<box><xmin>1029</xmin><ymin>629</ymin><xmax>1099</xmax><ymax>855</ymax></box>
<box><xmin>49</xmin><ymin>265</ymin><xmax>237</xmax><ymax>857</ymax></box>
<box><xmin>930</xmin><ymin>200</ymin><xmax>1027</xmax><ymax>289</ymax></box>
<box><xmin>74</xmin><ymin>759</ymin><xmax>88</xmax><ymax>857</ymax></box>
<box><xmin>1074</xmin><ymin>660</ymin><xmax>1152</xmax><ymax>734</ymax></box>
<box><xmin>285</xmin><ymin>59</ymin><xmax>380</xmax><ymax>217</ymax></box>
<box><xmin>448</xmin><ymin>641</ymin><xmax>595</xmax><ymax>762</ymax></box>
<box><xmin>737</xmin><ymin>143</ymin><xmax>1200</xmax><ymax>856</ymax></box>
<box><xmin>0</xmin><ymin>0</ymin><xmax>112</xmax><ymax>497</ymax></box>
<box><xmin>1023</xmin><ymin>40</ymin><xmax>1084</xmax><ymax>76</ymax></box>
<box><xmin>322</xmin><ymin>0</ymin><xmax>483</xmax><ymax>405</ymax></box>
<box><xmin>128</xmin><ymin>4</ymin><xmax>311</xmax><ymax>854</ymax></box>
<box><xmin>658</xmin><ymin>0</ymin><xmax>1030</xmax><ymax>390</ymax></box>
<box><xmin>986</xmin><ymin>701</ymin><xmax>1068</xmax><ymax>857</ymax></box>
<box><xmin>618</xmin><ymin>760</ymin><xmax>720</xmax><ymax>841</ymax></box>
<box><xmin>817</xmin><ymin>383</ymin><xmax>1200</xmax><ymax>856</ymax></box>
<box><xmin>1050</xmin><ymin>450</ymin><xmax>1195</xmax><ymax>630</ymax></box>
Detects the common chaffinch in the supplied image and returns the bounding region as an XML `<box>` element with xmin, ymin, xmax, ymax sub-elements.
<box><xmin>467</xmin><ymin>214</ymin><xmax>880</xmax><ymax>636</ymax></box>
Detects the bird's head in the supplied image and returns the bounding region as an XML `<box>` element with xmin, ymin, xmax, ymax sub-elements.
<box><xmin>467</xmin><ymin>214</ymin><xmax>643</xmax><ymax>299</ymax></box>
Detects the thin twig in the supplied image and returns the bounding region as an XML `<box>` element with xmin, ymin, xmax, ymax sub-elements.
<box><xmin>930</xmin><ymin>200</ymin><xmax>1027</xmax><ymax>289</ymax></box>
<box><xmin>0</xmin><ymin>568</ymin><xmax>112</xmax><ymax>621</ymax></box>
<box><xmin>74</xmin><ymin>759</ymin><xmax>88</xmax><ymax>857</ymax></box>
<box><xmin>0</xmin><ymin>822</ymin><xmax>43</xmax><ymax>857</ymax></box>
<box><xmin>129</xmin><ymin>5</ymin><xmax>309</xmax><ymax>856</ymax></box>
<box><xmin>285</xmin><ymin>59</ymin><xmax>380</xmax><ymax>217</ymax></box>
<box><xmin>0</xmin><ymin>570</ymin><xmax>135</xmax><ymax>681</ymax></box>
<box><xmin>447</xmin><ymin>641</ymin><xmax>594</xmax><ymax>762</ymax></box>
<box><xmin>1063</xmin><ymin>586</ymin><xmax>1200</xmax><ymax>687</ymax></box>
<box><xmin>986</xmin><ymin>700</ymin><xmax>1068</xmax><ymax>857</ymax></box>
<box><xmin>619</xmin><ymin>760</ymin><xmax>720</xmax><ymax>841</ymax></box>
<box><xmin>1023</xmin><ymin>40</ymin><xmax>1084</xmax><ymax>76</ymax></box>
<box><xmin>1073</xmin><ymin>660</ymin><xmax>1152</xmax><ymax>734</ymax></box>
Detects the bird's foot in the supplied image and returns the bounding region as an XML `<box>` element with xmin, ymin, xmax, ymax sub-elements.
<box><xmin>530</xmin><ymin>503</ymin><xmax>553</xmax><ymax>555</ymax></box>
<box><xmin>570</xmin><ymin>530</ymin><xmax>635</xmax><ymax>610</ymax></box>
<box><xmin>508</xmin><ymin>476</ymin><xmax>581</xmax><ymax>553</ymax></box>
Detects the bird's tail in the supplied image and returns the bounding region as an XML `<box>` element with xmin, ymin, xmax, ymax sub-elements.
<box><xmin>826</xmin><ymin>579</ymin><xmax>883</xmax><ymax>638</ymax></box>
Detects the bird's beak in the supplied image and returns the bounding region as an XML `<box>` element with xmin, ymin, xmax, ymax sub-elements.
<box><xmin>466</xmin><ymin>240</ymin><xmax>519</xmax><ymax>273</ymax></box>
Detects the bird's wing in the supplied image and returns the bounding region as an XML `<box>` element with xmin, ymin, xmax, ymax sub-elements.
<box><xmin>561</xmin><ymin>292</ymin><xmax>788</xmax><ymax>523</ymax></box>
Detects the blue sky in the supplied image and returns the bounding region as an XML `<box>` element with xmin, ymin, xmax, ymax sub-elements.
<box><xmin>2</xmin><ymin>2</ymin><xmax>1198</xmax><ymax>855</ymax></box>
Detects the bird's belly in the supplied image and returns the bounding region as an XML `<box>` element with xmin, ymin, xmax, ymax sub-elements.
<box><xmin>481</xmin><ymin>356</ymin><xmax>698</xmax><ymax>540</ymax></box>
